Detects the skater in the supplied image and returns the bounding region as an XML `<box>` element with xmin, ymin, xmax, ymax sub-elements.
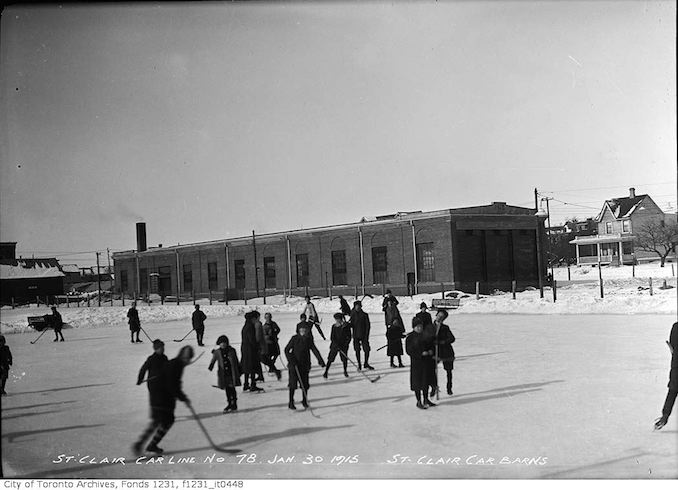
<box><xmin>655</xmin><ymin>321</ymin><xmax>678</xmax><ymax>430</ymax></box>
<box><xmin>296</xmin><ymin>313</ymin><xmax>315</xmax><ymax>338</ymax></box>
<box><xmin>323</xmin><ymin>313</ymin><xmax>352</xmax><ymax>378</ymax></box>
<box><xmin>136</xmin><ymin>339</ymin><xmax>168</xmax><ymax>400</ymax></box>
<box><xmin>240</xmin><ymin>311</ymin><xmax>263</xmax><ymax>392</ymax></box>
<box><xmin>208</xmin><ymin>335</ymin><xmax>241</xmax><ymax>413</ymax></box>
<box><xmin>414</xmin><ymin>302</ymin><xmax>433</xmax><ymax>328</ymax></box>
<box><xmin>50</xmin><ymin>306</ymin><xmax>64</xmax><ymax>342</ymax></box>
<box><xmin>350</xmin><ymin>301</ymin><xmax>373</xmax><ymax>370</ymax></box>
<box><xmin>382</xmin><ymin>289</ymin><xmax>399</xmax><ymax>323</ymax></box>
<box><xmin>406</xmin><ymin>317</ymin><xmax>436</xmax><ymax>409</ymax></box>
<box><xmin>433</xmin><ymin>309</ymin><xmax>456</xmax><ymax>395</ymax></box>
<box><xmin>256</xmin><ymin>314</ymin><xmax>281</xmax><ymax>380</ymax></box>
<box><xmin>262</xmin><ymin>312</ymin><xmax>281</xmax><ymax>370</ymax></box>
<box><xmin>192</xmin><ymin>305</ymin><xmax>207</xmax><ymax>346</ymax></box>
<box><xmin>421</xmin><ymin>312</ymin><xmax>439</xmax><ymax>398</ymax></box>
<box><xmin>284</xmin><ymin>323</ymin><xmax>325</xmax><ymax>410</ymax></box>
<box><xmin>338</xmin><ymin>295</ymin><xmax>351</xmax><ymax>318</ymax></box>
<box><xmin>132</xmin><ymin>345</ymin><xmax>194</xmax><ymax>455</ymax></box>
<box><xmin>0</xmin><ymin>335</ymin><xmax>12</xmax><ymax>396</ymax></box>
<box><xmin>386</xmin><ymin>317</ymin><xmax>406</xmax><ymax>368</ymax></box>
<box><xmin>127</xmin><ymin>302</ymin><xmax>142</xmax><ymax>343</ymax></box>
<box><xmin>302</xmin><ymin>295</ymin><xmax>319</xmax><ymax>324</ymax></box>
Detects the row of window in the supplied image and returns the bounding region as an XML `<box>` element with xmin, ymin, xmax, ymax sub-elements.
<box><xmin>120</xmin><ymin>243</ymin><xmax>437</xmax><ymax>292</ymax></box>
<box><xmin>605</xmin><ymin>220</ymin><xmax>632</xmax><ymax>234</ymax></box>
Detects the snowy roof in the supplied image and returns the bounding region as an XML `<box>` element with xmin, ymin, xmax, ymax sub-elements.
<box><xmin>0</xmin><ymin>259</ymin><xmax>65</xmax><ymax>280</ymax></box>
<box><xmin>60</xmin><ymin>264</ymin><xmax>81</xmax><ymax>274</ymax></box>
<box><xmin>597</xmin><ymin>194</ymin><xmax>648</xmax><ymax>221</ymax></box>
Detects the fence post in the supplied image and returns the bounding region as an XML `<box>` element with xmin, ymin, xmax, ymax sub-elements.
<box><xmin>512</xmin><ymin>280</ymin><xmax>516</xmax><ymax>300</ymax></box>
<box><xmin>305</xmin><ymin>285</ymin><xmax>309</xmax><ymax>298</ymax></box>
<box><xmin>263</xmin><ymin>287</ymin><xmax>267</xmax><ymax>305</ymax></box>
<box><xmin>209</xmin><ymin>290</ymin><xmax>213</xmax><ymax>305</ymax></box>
<box><xmin>355</xmin><ymin>285</ymin><xmax>358</xmax><ymax>300</ymax></box>
<box><xmin>122</xmin><ymin>294</ymin><xmax>125</xmax><ymax>307</ymax></box>
<box><xmin>567</xmin><ymin>265</ymin><xmax>571</xmax><ymax>281</ymax></box>
<box><xmin>552</xmin><ymin>279</ymin><xmax>557</xmax><ymax>302</ymax></box>
<box><xmin>161</xmin><ymin>295</ymin><xmax>164</xmax><ymax>305</ymax></box>
<box><xmin>329</xmin><ymin>284</ymin><xmax>333</xmax><ymax>300</ymax></box>
<box><xmin>440</xmin><ymin>283</ymin><xmax>445</xmax><ymax>299</ymax></box>
<box><xmin>224</xmin><ymin>288</ymin><xmax>228</xmax><ymax>305</ymax></box>
<box><xmin>672</xmin><ymin>264</ymin><xmax>675</xmax><ymax>277</ymax></box>
<box><xmin>649</xmin><ymin>277</ymin><xmax>653</xmax><ymax>296</ymax></box>
<box><xmin>11</xmin><ymin>297</ymin><xmax>15</xmax><ymax>309</ymax></box>
<box><xmin>244</xmin><ymin>289</ymin><xmax>247</xmax><ymax>305</ymax></box>
<box><xmin>87</xmin><ymin>296</ymin><xmax>91</xmax><ymax>307</ymax></box>
<box><xmin>475</xmin><ymin>281</ymin><xmax>480</xmax><ymax>300</ymax></box>
<box><xmin>192</xmin><ymin>290</ymin><xmax>196</xmax><ymax>306</ymax></box>
<box><xmin>176</xmin><ymin>290</ymin><xmax>180</xmax><ymax>306</ymax></box>
<box><xmin>77</xmin><ymin>297</ymin><xmax>81</xmax><ymax>308</ymax></box>
<box><xmin>382</xmin><ymin>284</ymin><xmax>386</xmax><ymax>296</ymax></box>
<box><xmin>36</xmin><ymin>295</ymin><xmax>40</xmax><ymax>306</ymax></box>
<box><xmin>598</xmin><ymin>266</ymin><xmax>604</xmax><ymax>299</ymax></box>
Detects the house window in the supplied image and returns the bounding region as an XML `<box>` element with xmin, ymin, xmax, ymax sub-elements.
<box><xmin>416</xmin><ymin>242</ymin><xmax>435</xmax><ymax>282</ymax></box>
<box><xmin>605</xmin><ymin>222</ymin><xmax>613</xmax><ymax>234</ymax></box>
<box><xmin>372</xmin><ymin>246</ymin><xmax>388</xmax><ymax>284</ymax></box>
<box><xmin>622</xmin><ymin>220</ymin><xmax>631</xmax><ymax>233</ymax></box>
<box><xmin>120</xmin><ymin>270</ymin><xmax>128</xmax><ymax>292</ymax></box>
<box><xmin>264</xmin><ymin>256</ymin><xmax>276</xmax><ymax>289</ymax></box>
<box><xmin>207</xmin><ymin>262</ymin><xmax>218</xmax><ymax>291</ymax></box>
<box><xmin>183</xmin><ymin>264</ymin><xmax>192</xmax><ymax>293</ymax></box>
<box><xmin>296</xmin><ymin>254</ymin><xmax>309</xmax><ymax>287</ymax></box>
<box><xmin>331</xmin><ymin>250</ymin><xmax>347</xmax><ymax>285</ymax></box>
<box><xmin>234</xmin><ymin>260</ymin><xmax>245</xmax><ymax>290</ymax></box>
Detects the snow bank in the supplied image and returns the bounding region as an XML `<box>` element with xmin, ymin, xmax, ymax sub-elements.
<box><xmin>1</xmin><ymin>276</ymin><xmax>675</xmax><ymax>335</ymax></box>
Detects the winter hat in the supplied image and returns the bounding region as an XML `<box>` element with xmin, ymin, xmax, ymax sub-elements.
<box><xmin>412</xmin><ymin>317</ymin><xmax>424</xmax><ymax>328</ymax></box>
<box><xmin>333</xmin><ymin>313</ymin><xmax>343</xmax><ymax>320</ymax></box>
<box><xmin>354</xmin><ymin>300</ymin><xmax>362</xmax><ymax>307</ymax></box>
<box><xmin>216</xmin><ymin>335</ymin><xmax>229</xmax><ymax>345</ymax></box>
<box><xmin>437</xmin><ymin>309</ymin><xmax>449</xmax><ymax>319</ymax></box>
<box><xmin>152</xmin><ymin>339</ymin><xmax>164</xmax><ymax>348</ymax></box>
<box><xmin>420</xmin><ymin>302</ymin><xmax>428</xmax><ymax>309</ymax></box>
<box><xmin>386</xmin><ymin>289</ymin><xmax>392</xmax><ymax>294</ymax></box>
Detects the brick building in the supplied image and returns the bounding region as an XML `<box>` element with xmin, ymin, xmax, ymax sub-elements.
<box><xmin>112</xmin><ymin>202</ymin><xmax>547</xmax><ymax>299</ymax></box>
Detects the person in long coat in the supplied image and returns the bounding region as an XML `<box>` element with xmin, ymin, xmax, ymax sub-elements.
<box><xmin>0</xmin><ymin>335</ymin><xmax>12</xmax><ymax>396</ymax></box>
<box><xmin>127</xmin><ymin>302</ymin><xmax>142</xmax><ymax>343</ymax></box>
<box><xmin>191</xmin><ymin>305</ymin><xmax>207</xmax><ymax>346</ymax></box>
<box><xmin>50</xmin><ymin>306</ymin><xmax>64</xmax><ymax>342</ymax></box>
<box><xmin>433</xmin><ymin>309</ymin><xmax>456</xmax><ymax>395</ymax></box>
<box><xmin>655</xmin><ymin>321</ymin><xmax>678</xmax><ymax>430</ymax></box>
<box><xmin>386</xmin><ymin>317</ymin><xmax>405</xmax><ymax>368</ymax></box>
<box><xmin>405</xmin><ymin>317</ymin><xmax>435</xmax><ymax>409</ymax></box>
<box><xmin>284</xmin><ymin>323</ymin><xmax>325</xmax><ymax>410</ymax></box>
<box><xmin>208</xmin><ymin>335</ymin><xmax>241</xmax><ymax>413</ymax></box>
<box><xmin>256</xmin><ymin>314</ymin><xmax>281</xmax><ymax>380</ymax></box>
<box><xmin>414</xmin><ymin>302</ymin><xmax>433</xmax><ymax>328</ymax></box>
<box><xmin>382</xmin><ymin>289</ymin><xmax>400</xmax><ymax>325</ymax></box>
<box><xmin>338</xmin><ymin>296</ymin><xmax>351</xmax><ymax>318</ymax></box>
<box><xmin>240</xmin><ymin>311</ymin><xmax>263</xmax><ymax>392</ymax></box>
<box><xmin>350</xmin><ymin>301</ymin><xmax>373</xmax><ymax>370</ymax></box>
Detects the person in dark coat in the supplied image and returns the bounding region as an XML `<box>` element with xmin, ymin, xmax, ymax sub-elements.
<box><xmin>208</xmin><ymin>335</ymin><xmax>241</xmax><ymax>413</ymax></box>
<box><xmin>50</xmin><ymin>306</ymin><xmax>64</xmax><ymax>342</ymax></box>
<box><xmin>0</xmin><ymin>335</ymin><xmax>12</xmax><ymax>396</ymax></box>
<box><xmin>296</xmin><ymin>313</ymin><xmax>315</xmax><ymax>339</ymax></box>
<box><xmin>406</xmin><ymin>317</ymin><xmax>436</xmax><ymax>409</ymax></box>
<box><xmin>323</xmin><ymin>313</ymin><xmax>352</xmax><ymax>378</ymax></box>
<box><xmin>386</xmin><ymin>318</ymin><xmax>406</xmax><ymax>368</ymax></box>
<box><xmin>433</xmin><ymin>309</ymin><xmax>456</xmax><ymax>395</ymax></box>
<box><xmin>284</xmin><ymin>323</ymin><xmax>325</xmax><ymax>410</ymax></box>
<box><xmin>350</xmin><ymin>301</ymin><xmax>373</xmax><ymax>370</ymax></box>
<box><xmin>133</xmin><ymin>345</ymin><xmax>193</xmax><ymax>455</ymax></box>
<box><xmin>262</xmin><ymin>312</ymin><xmax>282</xmax><ymax>372</ymax></box>
<box><xmin>240</xmin><ymin>311</ymin><xmax>263</xmax><ymax>392</ymax></box>
<box><xmin>382</xmin><ymin>290</ymin><xmax>400</xmax><ymax>325</ymax></box>
<box><xmin>137</xmin><ymin>339</ymin><xmax>168</xmax><ymax>388</ymax></box>
<box><xmin>655</xmin><ymin>322</ymin><xmax>678</xmax><ymax>430</ymax></box>
<box><xmin>338</xmin><ymin>295</ymin><xmax>351</xmax><ymax>318</ymax></box>
<box><xmin>256</xmin><ymin>314</ymin><xmax>281</xmax><ymax>380</ymax></box>
<box><xmin>421</xmin><ymin>313</ymin><xmax>439</xmax><ymax>398</ymax></box>
<box><xmin>192</xmin><ymin>305</ymin><xmax>207</xmax><ymax>346</ymax></box>
<box><xmin>127</xmin><ymin>302</ymin><xmax>142</xmax><ymax>343</ymax></box>
<box><xmin>414</xmin><ymin>302</ymin><xmax>433</xmax><ymax>328</ymax></box>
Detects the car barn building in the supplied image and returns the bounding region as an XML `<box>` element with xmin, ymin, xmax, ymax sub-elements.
<box><xmin>112</xmin><ymin>202</ymin><xmax>547</xmax><ymax>300</ymax></box>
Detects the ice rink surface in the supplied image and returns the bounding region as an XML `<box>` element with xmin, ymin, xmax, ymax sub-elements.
<box><xmin>1</xmin><ymin>312</ymin><xmax>676</xmax><ymax>479</ymax></box>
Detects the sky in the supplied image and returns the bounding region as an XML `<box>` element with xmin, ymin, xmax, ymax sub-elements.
<box><xmin>1</xmin><ymin>1</ymin><xmax>675</xmax><ymax>267</ymax></box>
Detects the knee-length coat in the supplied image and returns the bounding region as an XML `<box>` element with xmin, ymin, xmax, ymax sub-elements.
<box><xmin>208</xmin><ymin>346</ymin><xmax>241</xmax><ymax>388</ymax></box>
<box><xmin>240</xmin><ymin>321</ymin><xmax>259</xmax><ymax>375</ymax></box>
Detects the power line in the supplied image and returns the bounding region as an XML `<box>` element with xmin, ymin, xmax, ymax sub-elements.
<box><xmin>540</xmin><ymin>181</ymin><xmax>675</xmax><ymax>194</ymax></box>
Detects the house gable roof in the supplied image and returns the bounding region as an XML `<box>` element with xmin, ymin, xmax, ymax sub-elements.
<box><xmin>596</xmin><ymin>194</ymin><xmax>654</xmax><ymax>221</ymax></box>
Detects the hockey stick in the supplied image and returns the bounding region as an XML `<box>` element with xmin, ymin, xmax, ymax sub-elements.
<box><xmin>139</xmin><ymin>326</ymin><xmax>153</xmax><ymax>343</ymax></box>
<box><xmin>293</xmin><ymin>364</ymin><xmax>320</xmax><ymax>419</ymax></box>
<box><xmin>185</xmin><ymin>402</ymin><xmax>242</xmax><ymax>453</ymax></box>
<box><xmin>313</xmin><ymin>318</ymin><xmax>326</xmax><ymax>341</ymax></box>
<box><xmin>667</xmin><ymin>340</ymin><xmax>674</xmax><ymax>355</ymax></box>
<box><xmin>337</xmin><ymin>349</ymin><xmax>381</xmax><ymax>383</ymax></box>
<box><xmin>187</xmin><ymin>351</ymin><xmax>205</xmax><ymax>365</ymax></box>
<box><xmin>29</xmin><ymin>328</ymin><xmax>50</xmax><ymax>344</ymax></box>
<box><xmin>173</xmin><ymin>329</ymin><xmax>194</xmax><ymax>343</ymax></box>
<box><xmin>376</xmin><ymin>344</ymin><xmax>388</xmax><ymax>352</ymax></box>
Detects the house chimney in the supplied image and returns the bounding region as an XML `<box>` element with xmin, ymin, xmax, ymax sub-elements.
<box><xmin>629</xmin><ymin>187</ymin><xmax>636</xmax><ymax>198</ymax></box>
<box><xmin>136</xmin><ymin>222</ymin><xmax>147</xmax><ymax>253</ymax></box>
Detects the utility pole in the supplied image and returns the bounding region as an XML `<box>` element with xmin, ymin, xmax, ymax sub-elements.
<box><xmin>96</xmin><ymin>252</ymin><xmax>101</xmax><ymax>307</ymax></box>
<box><xmin>542</xmin><ymin>196</ymin><xmax>555</xmax><ymax>284</ymax></box>
<box><xmin>535</xmin><ymin>188</ymin><xmax>545</xmax><ymax>298</ymax></box>
<box><xmin>107</xmin><ymin>248</ymin><xmax>113</xmax><ymax>306</ymax></box>
<box><xmin>252</xmin><ymin>230</ymin><xmax>260</xmax><ymax>298</ymax></box>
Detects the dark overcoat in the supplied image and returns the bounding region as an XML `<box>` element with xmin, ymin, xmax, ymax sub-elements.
<box><xmin>137</xmin><ymin>352</ymin><xmax>168</xmax><ymax>406</ymax></box>
<box><xmin>209</xmin><ymin>347</ymin><xmax>241</xmax><ymax>388</ymax></box>
<box><xmin>350</xmin><ymin>310</ymin><xmax>371</xmax><ymax>340</ymax></box>
<box><xmin>406</xmin><ymin>331</ymin><xmax>433</xmax><ymax>391</ymax></box>
<box><xmin>240</xmin><ymin>321</ymin><xmax>259</xmax><ymax>374</ymax></box>
<box><xmin>127</xmin><ymin>308</ymin><xmax>140</xmax><ymax>332</ymax></box>
<box><xmin>263</xmin><ymin>321</ymin><xmax>281</xmax><ymax>356</ymax></box>
<box><xmin>153</xmin><ymin>358</ymin><xmax>188</xmax><ymax>411</ymax></box>
<box><xmin>192</xmin><ymin>310</ymin><xmax>206</xmax><ymax>331</ymax></box>
<box><xmin>386</xmin><ymin>322</ymin><xmax>405</xmax><ymax>356</ymax></box>
<box><xmin>669</xmin><ymin>322</ymin><xmax>678</xmax><ymax>390</ymax></box>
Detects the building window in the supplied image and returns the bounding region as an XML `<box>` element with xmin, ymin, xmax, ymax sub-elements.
<box><xmin>120</xmin><ymin>270</ymin><xmax>128</xmax><ymax>293</ymax></box>
<box><xmin>139</xmin><ymin>268</ymin><xmax>148</xmax><ymax>294</ymax></box>
<box><xmin>331</xmin><ymin>250</ymin><xmax>347</xmax><ymax>285</ymax></box>
<box><xmin>234</xmin><ymin>260</ymin><xmax>245</xmax><ymax>290</ymax></box>
<box><xmin>207</xmin><ymin>262</ymin><xmax>218</xmax><ymax>291</ymax></box>
<box><xmin>605</xmin><ymin>222</ymin><xmax>613</xmax><ymax>234</ymax></box>
<box><xmin>622</xmin><ymin>220</ymin><xmax>631</xmax><ymax>233</ymax></box>
<box><xmin>372</xmin><ymin>246</ymin><xmax>388</xmax><ymax>284</ymax></box>
<box><xmin>416</xmin><ymin>242</ymin><xmax>435</xmax><ymax>282</ymax></box>
<box><xmin>296</xmin><ymin>253</ymin><xmax>309</xmax><ymax>287</ymax></box>
<box><xmin>158</xmin><ymin>266</ymin><xmax>172</xmax><ymax>295</ymax></box>
<box><xmin>183</xmin><ymin>264</ymin><xmax>192</xmax><ymax>293</ymax></box>
<box><xmin>264</xmin><ymin>256</ymin><xmax>276</xmax><ymax>289</ymax></box>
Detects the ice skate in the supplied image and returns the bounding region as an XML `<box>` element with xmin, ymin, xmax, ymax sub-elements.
<box><xmin>146</xmin><ymin>443</ymin><xmax>164</xmax><ymax>454</ymax></box>
<box><xmin>654</xmin><ymin>416</ymin><xmax>669</xmax><ymax>430</ymax></box>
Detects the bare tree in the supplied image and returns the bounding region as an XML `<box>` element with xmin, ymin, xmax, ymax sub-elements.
<box><xmin>634</xmin><ymin>219</ymin><xmax>678</xmax><ymax>267</ymax></box>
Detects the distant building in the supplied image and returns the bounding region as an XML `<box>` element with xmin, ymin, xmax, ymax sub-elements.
<box><xmin>113</xmin><ymin>202</ymin><xmax>548</xmax><ymax>298</ymax></box>
<box><xmin>0</xmin><ymin>257</ymin><xmax>65</xmax><ymax>304</ymax></box>
<box><xmin>570</xmin><ymin>188</ymin><xmax>675</xmax><ymax>265</ymax></box>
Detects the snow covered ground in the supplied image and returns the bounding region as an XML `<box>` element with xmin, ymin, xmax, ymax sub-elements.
<box><xmin>1</xmin><ymin>262</ymin><xmax>676</xmax><ymax>336</ymax></box>
<box><xmin>1</xmin><ymin>311</ymin><xmax>676</xmax><ymax>479</ymax></box>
